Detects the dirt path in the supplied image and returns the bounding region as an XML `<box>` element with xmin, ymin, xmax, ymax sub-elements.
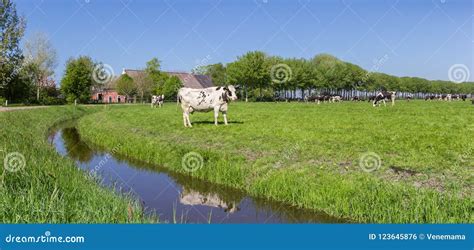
<box><xmin>0</xmin><ymin>106</ymin><xmax>49</xmax><ymax>112</ymax></box>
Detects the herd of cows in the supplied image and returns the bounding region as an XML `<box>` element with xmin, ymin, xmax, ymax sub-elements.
<box><xmin>149</xmin><ymin>86</ymin><xmax>472</xmax><ymax>127</ymax></box>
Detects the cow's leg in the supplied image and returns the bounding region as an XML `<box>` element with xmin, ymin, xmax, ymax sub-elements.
<box><xmin>214</xmin><ymin>107</ymin><xmax>219</xmax><ymax>126</ymax></box>
<box><xmin>222</xmin><ymin>111</ymin><xmax>228</xmax><ymax>125</ymax></box>
<box><xmin>182</xmin><ymin>113</ymin><xmax>188</xmax><ymax>127</ymax></box>
<box><xmin>186</xmin><ymin>112</ymin><xmax>192</xmax><ymax>127</ymax></box>
<box><xmin>383</xmin><ymin>99</ymin><xmax>386</xmax><ymax>107</ymax></box>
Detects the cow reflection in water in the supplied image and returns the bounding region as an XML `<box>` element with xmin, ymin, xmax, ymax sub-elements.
<box><xmin>180</xmin><ymin>188</ymin><xmax>239</xmax><ymax>213</ymax></box>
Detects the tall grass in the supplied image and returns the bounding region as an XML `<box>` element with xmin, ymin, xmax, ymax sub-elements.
<box><xmin>0</xmin><ymin>106</ymin><xmax>152</xmax><ymax>223</ymax></box>
<box><xmin>78</xmin><ymin>101</ymin><xmax>473</xmax><ymax>223</ymax></box>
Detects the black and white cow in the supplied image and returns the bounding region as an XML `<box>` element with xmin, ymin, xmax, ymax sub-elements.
<box><xmin>151</xmin><ymin>95</ymin><xmax>164</xmax><ymax>108</ymax></box>
<box><xmin>177</xmin><ymin>86</ymin><xmax>238</xmax><ymax>127</ymax></box>
<box><xmin>373</xmin><ymin>91</ymin><xmax>396</xmax><ymax>107</ymax></box>
<box><xmin>425</xmin><ymin>95</ymin><xmax>436</xmax><ymax>101</ymax></box>
<box><xmin>330</xmin><ymin>95</ymin><xmax>343</xmax><ymax>103</ymax></box>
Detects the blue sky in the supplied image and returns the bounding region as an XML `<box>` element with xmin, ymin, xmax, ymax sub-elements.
<box><xmin>17</xmin><ymin>0</ymin><xmax>473</xmax><ymax>82</ymax></box>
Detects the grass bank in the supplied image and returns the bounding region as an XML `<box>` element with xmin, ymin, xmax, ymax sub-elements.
<box><xmin>78</xmin><ymin>101</ymin><xmax>473</xmax><ymax>223</ymax></box>
<box><xmin>0</xmin><ymin>106</ymin><xmax>151</xmax><ymax>223</ymax></box>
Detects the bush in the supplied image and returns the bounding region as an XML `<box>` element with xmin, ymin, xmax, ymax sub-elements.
<box><xmin>40</xmin><ymin>96</ymin><xmax>66</xmax><ymax>105</ymax></box>
<box><xmin>0</xmin><ymin>97</ymin><xmax>6</xmax><ymax>106</ymax></box>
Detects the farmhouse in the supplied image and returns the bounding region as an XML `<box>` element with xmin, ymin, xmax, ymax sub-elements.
<box><xmin>91</xmin><ymin>69</ymin><xmax>214</xmax><ymax>103</ymax></box>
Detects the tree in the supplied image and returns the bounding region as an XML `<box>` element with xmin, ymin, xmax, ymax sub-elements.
<box><xmin>115</xmin><ymin>74</ymin><xmax>135</xmax><ymax>102</ymax></box>
<box><xmin>133</xmin><ymin>71</ymin><xmax>153</xmax><ymax>102</ymax></box>
<box><xmin>194</xmin><ymin>63</ymin><xmax>227</xmax><ymax>86</ymax></box>
<box><xmin>0</xmin><ymin>0</ymin><xmax>27</xmax><ymax>102</ymax></box>
<box><xmin>24</xmin><ymin>32</ymin><xmax>57</xmax><ymax>100</ymax></box>
<box><xmin>162</xmin><ymin>75</ymin><xmax>182</xmax><ymax>99</ymax></box>
<box><xmin>145</xmin><ymin>57</ymin><xmax>168</xmax><ymax>94</ymax></box>
<box><xmin>60</xmin><ymin>56</ymin><xmax>94</xmax><ymax>103</ymax></box>
<box><xmin>312</xmin><ymin>54</ymin><xmax>345</xmax><ymax>91</ymax></box>
<box><xmin>226</xmin><ymin>51</ymin><xmax>269</xmax><ymax>101</ymax></box>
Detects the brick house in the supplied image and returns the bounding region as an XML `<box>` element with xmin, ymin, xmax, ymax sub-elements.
<box><xmin>91</xmin><ymin>69</ymin><xmax>213</xmax><ymax>103</ymax></box>
<box><xmin>91</xmin><ymin>87</ymin><xmax>127</xmax><ymax>103</ymax></box>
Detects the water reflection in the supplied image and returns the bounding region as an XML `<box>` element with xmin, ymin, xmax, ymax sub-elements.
<box><xmin>49</xmin><ymin>122</ymin><xmax>343</xmax><ymax>223</ymax></box>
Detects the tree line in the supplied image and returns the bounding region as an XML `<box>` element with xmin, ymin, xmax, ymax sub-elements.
<box><xmin>195</xmin><ymin>51</ymin><xmax>474</xmax><ymax>101</ymax></box>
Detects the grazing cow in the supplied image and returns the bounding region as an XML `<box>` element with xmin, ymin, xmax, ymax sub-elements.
<box><xmin>460</xmin><ymin>94</ymin><xmax>467</xmax><ymax>101</ymax></box>
<box><xmin>330</xmin><ymin>95</ymin><xmax>342</xmax><ymax>103</ymax></box>
<box><xmin>425</xmin><ymin>95</ymin><xmax>436</xmax><ymax>101</ymax></box>
<box><xmin>406</xmin><ymin>94</ymin><xmax>413</xmax><ymax>102</ymax></box>
<box><xmin>177</xmin><ymin>86</ymin><xmax>238</xmax><ymax>127</ymax></box>
<box><xmin>316</xmin><ymin>95</ymin><xmax>331</xmax><ymax>104</ymax></box>
<box><xmin>373</xmin><ymin>91</ymin><xmax>396</xmax><ymax>107</ymax></box>
<box><xmin>151</xmin><ymin>95</ymin><xmax>164</xmax><ymax>108</ymax></box>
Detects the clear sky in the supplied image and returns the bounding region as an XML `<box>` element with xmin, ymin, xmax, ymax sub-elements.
<box><xmin>17</xmin><ymin>0</ymin><xmax>473</xmax><ymax>82</ymax></box>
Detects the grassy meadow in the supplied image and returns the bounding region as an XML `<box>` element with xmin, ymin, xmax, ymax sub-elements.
<box><xmin>77</xmin><ymin>101</ymin><xmax>473</xmax><ymax>223</ymax></box>
<box><xmin>0</xmin><ymin>106</ymin><xmax>151</xmax><ymax>223</ymax></box>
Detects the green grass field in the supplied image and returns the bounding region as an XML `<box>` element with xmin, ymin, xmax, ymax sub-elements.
<box><xmin>77</xmin><ymin>101</ymin><xmax>473</xmax><ymax>223</ymax></box>
<box><xmin>0</xmin><ymin>106</ymin><xmax>152</xmax><ymax>223</ymax></box>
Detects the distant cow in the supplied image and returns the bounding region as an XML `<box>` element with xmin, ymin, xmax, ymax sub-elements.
<box><xmin>151</xmin><ymin>95</ymin><xmax>164</xmax><ymax>108</ymax></box>
<box><xmin>373</xmin><ymin>91</ymin><xmax>396</xmax><ymax>107</ymax></box>
<box><xmin>316</xmin><ymin>95</ymin><xmax>331</xmax><ymax>104</ymax></box>
<box><xmin>330</xmin><ymin>95</ymin><xmax>342</xmax><ymax>103</ymax></box>
<box><xmin>177</xmin><ymin>86</ymin><xmax>238</xmax><ymax>127</ymax></box>
<box><xmin>425</xmin><ymin>95</ymin><xmax>436</xmax><ymax>101</ymax></box>
<box><xmin>460</xmin><ymin>94</ymin><xmax>467</xmax><ymax>101</ymax></box>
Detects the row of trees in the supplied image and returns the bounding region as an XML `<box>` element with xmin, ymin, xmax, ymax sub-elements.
<box><xmin>195</xmin><ymin>51</ymin><xmax>474</xmax><ymax>101</ymax></box>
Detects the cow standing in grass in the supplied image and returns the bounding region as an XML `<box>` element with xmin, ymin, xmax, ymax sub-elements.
<box><xmin>373</xmin><ymin>91</ymin><xmax>396</xmax><ymax>107</ymax></box>
<box><xmin>177</xmin><ymin>86</ymin><xmax>238</xmax><ymax>127</ymax></box>
<box><xmin>151</xmin><ymin>95</ymin><xmax>164</xmax><ymax>108</ymax></box>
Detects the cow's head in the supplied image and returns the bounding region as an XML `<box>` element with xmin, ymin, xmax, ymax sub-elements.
<box><xmin>223</xmin><ymin>85</ymin><xmax>238</xmax><ymax>101</ymax></box>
